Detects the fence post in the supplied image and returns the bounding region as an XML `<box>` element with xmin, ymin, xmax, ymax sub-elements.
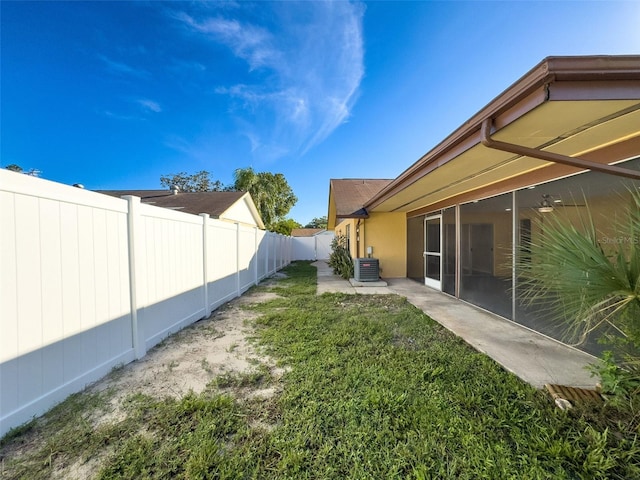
<box><xmin>265</xmin><ymin>232</ymin><xmax>269</xmax><ymax>277</ymax></box>
<box><xmin>236</xmin><ymin>223</ymin><xmax>241</xmax><ymax>297</ymax></box>
<box><xmin>123</xmin><ymin>195</ymin><xmax>146</xmax><ymax>360</ymax></box>
<box><xmin>254</xmin><ymin>226</ymin><xmax>259</xmax><ymax>285</ymax></box>
<box><xmin>201</xmin><ymin>214</ymin><xmax>211</xmax><ymax>318</ymax></box>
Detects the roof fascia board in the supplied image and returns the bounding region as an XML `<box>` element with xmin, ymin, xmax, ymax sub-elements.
<box><xmin>546</xmin><ymin>56</ymin><xmax>640</xmax><ymax>79</ymax></box>
<box><xmin>548</xmin><ymin>80</ymin><xmax>640</xmax><ymax>101</ymax></box>
<box><xmin>336</xmin><ymin>213</ymin><xmax>369</xmax><ymax>219</ymax></box>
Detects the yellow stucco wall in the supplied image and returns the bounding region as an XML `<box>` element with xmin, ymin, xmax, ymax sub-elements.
<box><xmin>334</xmin><ymin>218</ymin><xmax>358</xmax><ymax>259</ymax></box>
<box><xmin>334</xmin><ymin>213</ymin><xmax>407</xmax><ymax>278</ymax></box>
<box><xmin>362</xmin><ymin>212</ymin><xmax>407</xmax><ymax>278</ymax></box>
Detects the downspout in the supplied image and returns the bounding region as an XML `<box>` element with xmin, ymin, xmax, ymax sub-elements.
<box><xmin>480</xmin><ymin>118</ymin><xmax>640</xmax><ymax>180</ymax></box>
<box><xmin>356</xmin><ymin>219</ymin><xmax>361</xmax><ymax>258</ymax></box>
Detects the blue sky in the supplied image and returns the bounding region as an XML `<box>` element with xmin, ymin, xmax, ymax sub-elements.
<box><xmin>2</xmin><ymin>1</ymin><xmax>639</xmax><ymax>225</ymax></box>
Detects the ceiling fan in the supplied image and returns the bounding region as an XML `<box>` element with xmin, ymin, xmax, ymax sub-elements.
<box><xmin>535</xmin><ymin>194</ymin><xmax>585</xmax><ymax>213</ymax></box>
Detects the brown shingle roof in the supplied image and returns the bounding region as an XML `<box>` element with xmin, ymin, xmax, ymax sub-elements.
<box><xmin>291</xmin><ymin>228</ymin><xmax>325</xmax><ymax>237</ymax></box>
<box><xmin>97</xmin><ymin>190</ymin><xmax>246</xmax><ymax>217</ymax></box>
<box><xmin>330</xmin><ymin>179</ymin><xmax>393</xmax><ymax>217</ymax></box>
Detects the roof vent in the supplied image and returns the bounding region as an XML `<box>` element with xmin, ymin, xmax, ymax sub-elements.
<box><xmin>170</xmin><ymin>185</ymin><xmax>180</xmax><ymax>195</ymax></box>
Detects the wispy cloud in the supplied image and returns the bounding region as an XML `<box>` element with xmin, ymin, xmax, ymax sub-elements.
<box><xmin>99</xmin><ymin>97</ymin><xmax>161</xmax><ymax>121</ymax></box>
<box><xmin>173</xmin><ymin>1</ymin><xmax>365</xmax><ymax>160</ymax></box>
<box><xmin>169</xmin><ymin>59</ymin><xmax>206</xmax><ymax>74</ymax></box>
<box><xmin>174</xmin><ymin>12</ymin><xmax>280</xmax><ymax>71</ymax></box>
<box><xmin>101</xmin><ymin>110</ymin><xmax>139</xmax><ymax>121</ymax></box>
<box><xmin>98</xmin><ymin>54</ymin><xmax>150</xmax><ymax>79</ymax></box>
<box><xmin>137</xmin><ymin>98</ymin><xmax>162</xmax><ymax>113</ymax></box>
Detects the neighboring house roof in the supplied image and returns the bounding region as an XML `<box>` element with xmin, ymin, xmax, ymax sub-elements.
<box><xmin>327</xmin><ymin>179</ymin><xmax>393</xmax><ymax>229</ymax></box>
<box><xmin>291</xmin><ymin>228</ymin><xmax>325</xmax><ymax>237</ymax></box>
<box><xmin>363</xmin><ymin>55</ymin><xmax>640</xmax><ymax>216</ymax></box>
<box><xmin>97</xmin><ymin>189</ymin><xmax>265</xmax><ymax>229</ymax></box>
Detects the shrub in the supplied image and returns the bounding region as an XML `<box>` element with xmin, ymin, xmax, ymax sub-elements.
<box><xmin>517</xmin><ymin>187</ymin><xmax>640</xmax><ymax>423</ymax></box>
<box><xmin>328</xmin><ymin>234</ymin><xmax>353</xmax><ymax>279</ymax></box>
<box><xmin>517</xmin><ymin>188</ymin><xmax>640</xmax><ymax>348</ymax></box>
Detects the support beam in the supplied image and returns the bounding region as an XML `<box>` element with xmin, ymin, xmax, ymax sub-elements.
<box><xmin>480</xmin><ymin>118</ymin><xmax>640</xmax><ymax>180</ymax></box>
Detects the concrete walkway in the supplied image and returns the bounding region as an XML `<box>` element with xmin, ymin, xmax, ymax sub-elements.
<box><xmin>312</xmin><ymin>261</ymin><xmax>597</xmax><ymax>389</ymax></box>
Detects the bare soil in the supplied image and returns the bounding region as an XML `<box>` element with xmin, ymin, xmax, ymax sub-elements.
<box><xmin>1</xmin><ymin>273</ymin><xmax>288</xmax><ymax>479</ymax></box>
<box><xmin>91</xmin><ymin>284</ymin><xmax>284</xmax><ymax>422</ymax></box>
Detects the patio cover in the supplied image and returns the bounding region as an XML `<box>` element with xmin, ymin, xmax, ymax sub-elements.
<box><xmin>365</xmin><ymin>56</ymin><xmax>640</xmax><ymax>216</ymax></box>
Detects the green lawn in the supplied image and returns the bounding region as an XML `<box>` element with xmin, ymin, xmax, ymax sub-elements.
<box><xmin>2</xmin><ymin>261</ymin><xmax>638</xmax><ymax>479</ymax></box>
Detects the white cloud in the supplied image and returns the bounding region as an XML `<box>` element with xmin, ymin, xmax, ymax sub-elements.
<box><xmin>175</xmin><ymin>12</ymin><xmax>280</xmax><ymax>71</ymax></box>
<box><xmin>173</xmin><ymin>1</ymin><xmax>365</xmax><ymax>160</ymax></box>
<box><xmin>137</xmin><ymin>99</ymin><xmax>162</xmax><ymax>113</ymax></box>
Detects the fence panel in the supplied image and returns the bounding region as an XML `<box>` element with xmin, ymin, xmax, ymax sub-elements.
<box><xmin>0</xmin><ymin>172</ymin><xmax>134</xmax><ymax>435</ymax></box>
<box><xmin>291</xmin><ymin>233</ymin><xmax>334</xmax><ymax>261</ymax></box>
<box><xmin>238</xmin><ymin>225</ymin><xmax>257</xmax><ymax>293</ymax></box>
<box><xmin>256</xmin><ymin>229</ymin><xmax>268</xmax><ymax>281</ymax></box>
<box><xmin>206</xmin><ymin>219</ymin><xmax>239</xmax><ymax>311</ymax></box>
<box><xmin>137</xmin><ymin>204</ymin><xmax>205</xmax><ymax>351</ymax></box>
<box><xmin>293</xmin><ymin>237</ymin><xmax>316</xmax><ymax>260</ymax></box>
<box><xmin>266</xmin><ymin>233</ymin><xmax>276</xmax><ymax>275</ymax></box>
<box><xmin>315</xmin><ymin>233</ymin><xmax>334</xmax><ymax>260</ymax></box>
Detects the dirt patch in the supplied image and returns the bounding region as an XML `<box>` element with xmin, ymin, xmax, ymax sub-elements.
<box><xmin>91</xmin><ymin>288</ymin><xmax>283</xmax><ymax>425</ymax></box>
<box><xmin>1</xmin><ymin>277</ymin><xmax>287</xmax><ymax>479</ymax></box>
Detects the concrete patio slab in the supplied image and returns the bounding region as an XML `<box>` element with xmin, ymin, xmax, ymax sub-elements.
<box><xmin>312</xmin><ymin>261</ymin><xmax>597</xmax><ymax>389</ymax></box>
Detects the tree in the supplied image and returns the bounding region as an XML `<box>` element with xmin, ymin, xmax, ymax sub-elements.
<box><xmin>270</xmin><ymin>218</ymin><xmax>302</xmax><ymax>236</ymax></box>
<box><xmin>160</xmin><ymin>171</ymin><xmax>224</xmax><ymax>192</ymax></box>
<box><xmin>5</xmin><ymin>164</ymin><xmax>23</xmax><ymax>172</ymax></box>
<box><xmin>305</xmin><ymin>216</ymin><xmax>327</xmax><ymax>229</ymax></box>
<box><xmin>231</xmin><ymin>167</ymin><xmax>297</xmax><ymax>229</ymax></box>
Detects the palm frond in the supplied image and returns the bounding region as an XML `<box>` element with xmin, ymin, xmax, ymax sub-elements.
<box><xmin>516</xmin><ymin>187</ymin><xmax>640</xmax><ymax>349</ymax></box>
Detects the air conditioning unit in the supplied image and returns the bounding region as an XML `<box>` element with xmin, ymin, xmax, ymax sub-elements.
<box><xmin>354</xmin><ymin>258</ymin><xmax>379</xmax><ymax>282</ymax></box>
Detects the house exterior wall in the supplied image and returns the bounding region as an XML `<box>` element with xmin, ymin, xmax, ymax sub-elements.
<box><xmin>335</xmin><ymin>213</ymin><xmax>406</xmax><ymax>278</ymax></box>
<box><xmin>362</xmin><ymin>212</ymin><xmax>407</xmax><ymax>278</ymax></box>
<box><xmin>221</xmin><ymin>196</ymin><xmax>260</xmax><ymax>227</ymax></box>
<box><xmin>327</xmin><ymin>186</ymin><xmax>340</xmax><ymax>230</ymax></box>
<box><xmin>334</xmin><ymin>218</ymin><xmax>358</xmax><ymax>258</ymax></box>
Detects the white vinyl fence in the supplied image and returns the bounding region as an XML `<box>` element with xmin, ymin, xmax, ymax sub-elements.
<box><xmin>0</xmin><ymin>170</ymin><xmax>292</xmax><ymax>437</ymax></box>
<box><xmin>291</xmin><ymin>233</ymin><xmax>334</xmax><ymax>261</ymax></box>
